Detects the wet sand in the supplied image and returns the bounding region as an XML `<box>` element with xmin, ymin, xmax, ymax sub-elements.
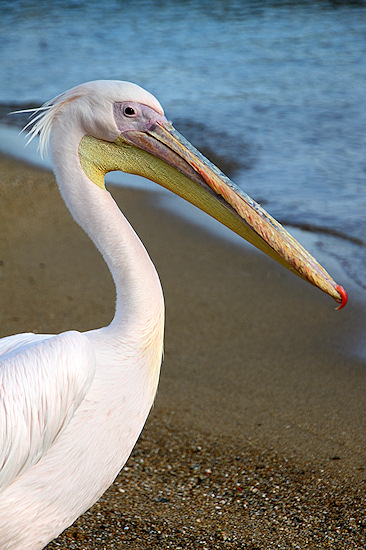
<box><xmin>1</xmin><ymin>154</ymin><xmax>365</xmax><ymax>548</ymax></box>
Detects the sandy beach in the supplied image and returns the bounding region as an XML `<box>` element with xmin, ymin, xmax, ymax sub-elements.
<box><xmin>1</xmin><ymin>153</ymin><xmax>365</xmax><ymax>548</ymax></box>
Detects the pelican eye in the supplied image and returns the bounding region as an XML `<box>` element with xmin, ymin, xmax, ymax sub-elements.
<box><xmin>124</xmin><ymin>106</ymin><xmax>136</xmax><ymax>117</ymax></box>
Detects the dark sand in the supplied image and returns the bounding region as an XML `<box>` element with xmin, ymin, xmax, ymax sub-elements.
<box><xmin>1</xmin><ymin>154</ymin><xmax>365</xmax><ymax>548</ymax></box>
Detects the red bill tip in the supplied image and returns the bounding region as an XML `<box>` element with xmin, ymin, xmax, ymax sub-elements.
<box><xmin>335</xmin><ymin>285</ymin><xmax>348</xmax><ymax>310</ymax></box>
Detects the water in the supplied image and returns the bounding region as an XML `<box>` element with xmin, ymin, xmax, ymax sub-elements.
<box><xmin>1</xmin><ymin>0</ymin><xmax>365</xmax><ymax>289</ymax></box>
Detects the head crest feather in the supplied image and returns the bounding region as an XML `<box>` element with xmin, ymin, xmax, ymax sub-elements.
<box><xmin>17</xmin><ymin>88</ymin><xmax>84</xmax><ymax>158</ymax></box>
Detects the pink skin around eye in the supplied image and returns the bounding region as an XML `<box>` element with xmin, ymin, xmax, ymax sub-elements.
<box><xmin>113</xmin><ymin>102</ymin><xmax>167</xmax><ymax>133</ymax></box>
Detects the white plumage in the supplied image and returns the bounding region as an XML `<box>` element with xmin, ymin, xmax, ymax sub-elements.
<box><xmin>0</xmin><ymin>331</ymin><xmax>96</xmax><ymax>492</ymax></box>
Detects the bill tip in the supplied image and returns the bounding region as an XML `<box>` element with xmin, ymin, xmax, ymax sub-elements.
<box><xmin>335</xmin><ymin>285</ymin><xmax>348</xmax><ymax>310</ymax></box>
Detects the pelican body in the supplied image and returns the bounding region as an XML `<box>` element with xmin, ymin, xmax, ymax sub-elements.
<box><xmin>0</xmin><ymin>81</ymin><xmax>346</xmax><ymax>549</ymax></box>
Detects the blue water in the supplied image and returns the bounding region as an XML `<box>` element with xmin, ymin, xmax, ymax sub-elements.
<box><xmin>1</xmin><ymin>0</ymin><xmax>366</xmax><ymax>288</ymax></box>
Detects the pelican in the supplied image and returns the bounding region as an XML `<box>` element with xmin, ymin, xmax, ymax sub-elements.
<box><xmin>0</xmin><ymin>80</ymin><xmax>347</xmax><ymax>549</ymax></box>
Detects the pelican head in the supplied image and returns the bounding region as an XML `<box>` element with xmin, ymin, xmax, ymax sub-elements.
<box><xmin>28</xmin><ymin>80</ymin><xmax>346</xmax><ymax>308</ymax></box>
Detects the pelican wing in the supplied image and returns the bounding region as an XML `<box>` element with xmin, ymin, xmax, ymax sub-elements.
<box><xmin>0</xmin><ymin>331</ymin><xmax>96</xmax><ymax>492</ymax></box>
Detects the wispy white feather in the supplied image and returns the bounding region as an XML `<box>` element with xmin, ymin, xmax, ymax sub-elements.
<box><xmin>21</xmin><ymin>96</ymin><xmax>64</xmax><ymax>158</ymax></box>
<box><xmin>14</xmin><ymin>103</ymin><xmax>53</xmax><ymax>159</ymax></box>
<box><xmin>16</xmin><ymin>87</ymin><xmax>83</xmax><ymax>158</ymax></box>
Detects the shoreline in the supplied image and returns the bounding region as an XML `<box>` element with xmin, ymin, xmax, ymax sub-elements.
<box><xmin>1</xmin><ymin>154</ymin><xmax>365</xmax><ymax>548</ymax></box>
